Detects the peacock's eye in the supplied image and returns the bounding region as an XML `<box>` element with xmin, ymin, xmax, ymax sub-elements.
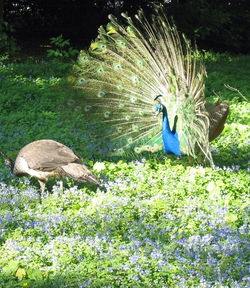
<box><xmin>98</xmin><ymin>91</ymin><xmax>104</xmax><ymax>97</ymax></box>
<box><xmin>156</xmin><ymin>103</ymin><xmax>163</xmax><ymax>112</ymax></box>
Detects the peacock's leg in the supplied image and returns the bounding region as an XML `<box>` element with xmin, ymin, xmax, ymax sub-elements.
<box><xmin>197</xmin><ymin>153</ymin><xmax>202</xmax><ymax>164</ymax></box>
<box><xmin>188</xmin><ymin>156</ymin><xmax>194</xmax><ymax>166</ymax></box>
<box><xmin>188</xmin><ymin>153</ymin><xmax>202</xmax><ymax>166</ymax></box>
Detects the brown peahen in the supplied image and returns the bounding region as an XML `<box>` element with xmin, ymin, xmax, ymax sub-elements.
<box><xmin>0</xmin><ymin>139</ymin><xmax>100</xmax><ymax>195</ymax></box>
<box><xmin>72</xmin><ymin>6</ymin><xmax>229</xmax><ymax>165</ymax></box>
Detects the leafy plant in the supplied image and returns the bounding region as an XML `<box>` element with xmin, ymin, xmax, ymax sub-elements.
<box><xmin>47</xmin><ymin>35</ymin><xmax>79</xmax><ymax>60</ymax></box>
<box><xmin>0</xmin><ymin>20</ymin><xmax>19</xmax><ymax>55</ymax></box>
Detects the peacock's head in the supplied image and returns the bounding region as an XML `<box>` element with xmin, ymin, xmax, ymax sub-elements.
<box><xmin>155</xmin><ymin>103</ymin><xmax>163</xmax><ymax>115</ymax></box>
<box><xmin>154</xmin><ymin>95</ymin><xmax>165</xmax><ymax>116</ymax></box>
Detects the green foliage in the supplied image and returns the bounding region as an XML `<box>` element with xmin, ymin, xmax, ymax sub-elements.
<box><xmin>0</xmin><ymin>160</ymin><xmax>248</xmax><ymax>287</ymax></box>
<box><xmin>0</xmin><ymin>58</ymin><xmax>90</xmax><ymax>158</ymax></box>
<box><xmin>166</xmin><ymin>0</ymin><xmax>250</xmax><ymax>53</ymax></box>
<box><xmin>0</xmin><ymin>20</ymin><xmax>19</xmax><ymax>55</ymax></box>
<box><xmin>4</xmin><ymin>1</ymin><xmax>250</xmax><ymax>53</ymax></box>
<box><xmin>47</xmin><ymin>35</ymin><xmax>79</xmax><ymax>60</ymax></box>
<box><xmin>0</xmin><ymin>52</ymin><xmax>249</xmax><ymax>287</ymax></box>
<box><xmin>204</xmin><ymin>53</ymin><xmax>250</xmax><ymax>102</ymax></box>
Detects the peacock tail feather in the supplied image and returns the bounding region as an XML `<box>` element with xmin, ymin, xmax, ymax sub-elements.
<box><xmin>72</xmin><ymin>6</ymin><xmax>213</xmax><ymax>164</ymax></box>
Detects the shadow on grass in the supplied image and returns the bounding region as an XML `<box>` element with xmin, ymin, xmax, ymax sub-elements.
<box><xmin>212</xmin><ymin>145</ymin><xmax>249</xmax><ymax>169</ymax></box>
<box><xmin>0</xmin><ymin>272</ymin><xmax>104</xmax><ymax>288</ymax></box>
<box><xmin>0</xmin><ymin>268</ymin><xmax>140</xmax><ymax>288</ymax></box>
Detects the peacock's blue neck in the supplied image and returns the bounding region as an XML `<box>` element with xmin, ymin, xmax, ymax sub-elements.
<box><xmin>161</xmin><ymin>105</ymin><xmax>182</xmax><ymax>156</ymax></box>
<box><xmin>162</xmin><ymin>106</ymin><xmax>172</xmax><ymax>134</ymax></box>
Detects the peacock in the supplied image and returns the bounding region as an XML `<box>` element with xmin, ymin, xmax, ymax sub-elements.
<box><xmin>0</xmin><ymin>139</ymin><xmax>100</xmax><ymax>197</ymax></box>
<box><xmin>71</xmin><ymin>6</ymin><xmax>229</xmax><ymax>165</ymax></box>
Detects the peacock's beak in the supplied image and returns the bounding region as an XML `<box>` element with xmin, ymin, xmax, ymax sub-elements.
<box><xmin>154</xmin><ymin>95</ymin><xmax>163</xmax><ymax>117</ymax></box>
<box><xmin>155</xmin><ymin>110</ymin><xmax>160</xmax><ymax>117</ymax></box>
<box><xmin>155</xmin><ymin>103</ymin><xmax>162</xmax><ymax>117</ymax></box>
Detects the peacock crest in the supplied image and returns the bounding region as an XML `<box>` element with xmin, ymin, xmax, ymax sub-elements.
<box><xmin>67</xmin><ymin>6</ymin><xmax>229</xmax><ymax>166</ymax></box>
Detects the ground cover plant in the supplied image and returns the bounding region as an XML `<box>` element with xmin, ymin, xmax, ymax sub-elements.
<box><xmin>0</xmin><ymin>52</ymin><xmax>249</xmax><ymax>287</ymax></box>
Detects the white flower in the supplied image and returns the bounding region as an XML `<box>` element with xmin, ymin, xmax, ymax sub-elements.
<box><xmin>93</xmin><ymin>162</ymin><xmax>106</xmax><ymax>172</ymax></box>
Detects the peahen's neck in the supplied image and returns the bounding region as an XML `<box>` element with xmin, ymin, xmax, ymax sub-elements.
<box><xmin>9</xmin><ymin>159</ymin><xmax>15</xmax><ymax>173</ymax></box>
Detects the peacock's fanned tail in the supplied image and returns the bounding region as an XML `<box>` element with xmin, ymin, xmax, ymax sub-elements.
<box><xmin>73</xmin><ymin>6</ymin><xmax>213</xmax><ymax>165</ymax></box>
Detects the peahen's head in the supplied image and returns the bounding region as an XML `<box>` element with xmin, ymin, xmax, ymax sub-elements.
<box><xmin>0</xmin><ymin>152</ymin><xmax>14</xmax><ymax>169</ymax></box>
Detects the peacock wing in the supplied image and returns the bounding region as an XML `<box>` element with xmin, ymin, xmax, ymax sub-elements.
<box><xmin>205</xmin><ymin>101</ymin><xmax>229</xmax><ymax>142</ymax></box>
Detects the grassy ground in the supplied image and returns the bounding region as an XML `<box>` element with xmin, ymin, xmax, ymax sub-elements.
<box><xmin>0</xmin><ymin>52</ymin><xmax>249</xmax><ymax>287</ymax></box>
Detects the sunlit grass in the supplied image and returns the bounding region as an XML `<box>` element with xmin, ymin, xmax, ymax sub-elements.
<box><xmin>0</xmin><ymin>53</ymin><xmax>249</xmax><ymax>287</ymax></box>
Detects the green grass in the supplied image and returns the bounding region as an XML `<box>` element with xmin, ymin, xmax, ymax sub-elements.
<box><xmin>0</xmin><ymin>53</ymin><xmax>249</xmax><ymax>287</ymax></box>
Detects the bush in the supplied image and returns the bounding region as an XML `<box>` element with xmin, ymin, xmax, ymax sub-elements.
<box><xmin>0</xmin><ymin>20</ymin><xmax>19</xmax><ymax>55</ymax></box>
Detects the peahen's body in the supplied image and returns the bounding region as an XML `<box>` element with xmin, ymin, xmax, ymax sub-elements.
<box><xmin>1</xmin><ymin>140</ymin><xmax>100</xmax><ymax>196</ymax></box>
<box><xmin>71</xmin><ymin>6</ymin><xmax>229</xmax><ymax>165</ymax></box>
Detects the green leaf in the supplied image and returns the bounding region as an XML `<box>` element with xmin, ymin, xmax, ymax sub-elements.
<box><xmin>3</xmin><ymin>260</ymin><xmax>20</xmax><ymax>274</ymax></box>
<box><xmin>27</xmin><ymin>268</ymin><xmax>43</xmax><ymax>280</ymax></box>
